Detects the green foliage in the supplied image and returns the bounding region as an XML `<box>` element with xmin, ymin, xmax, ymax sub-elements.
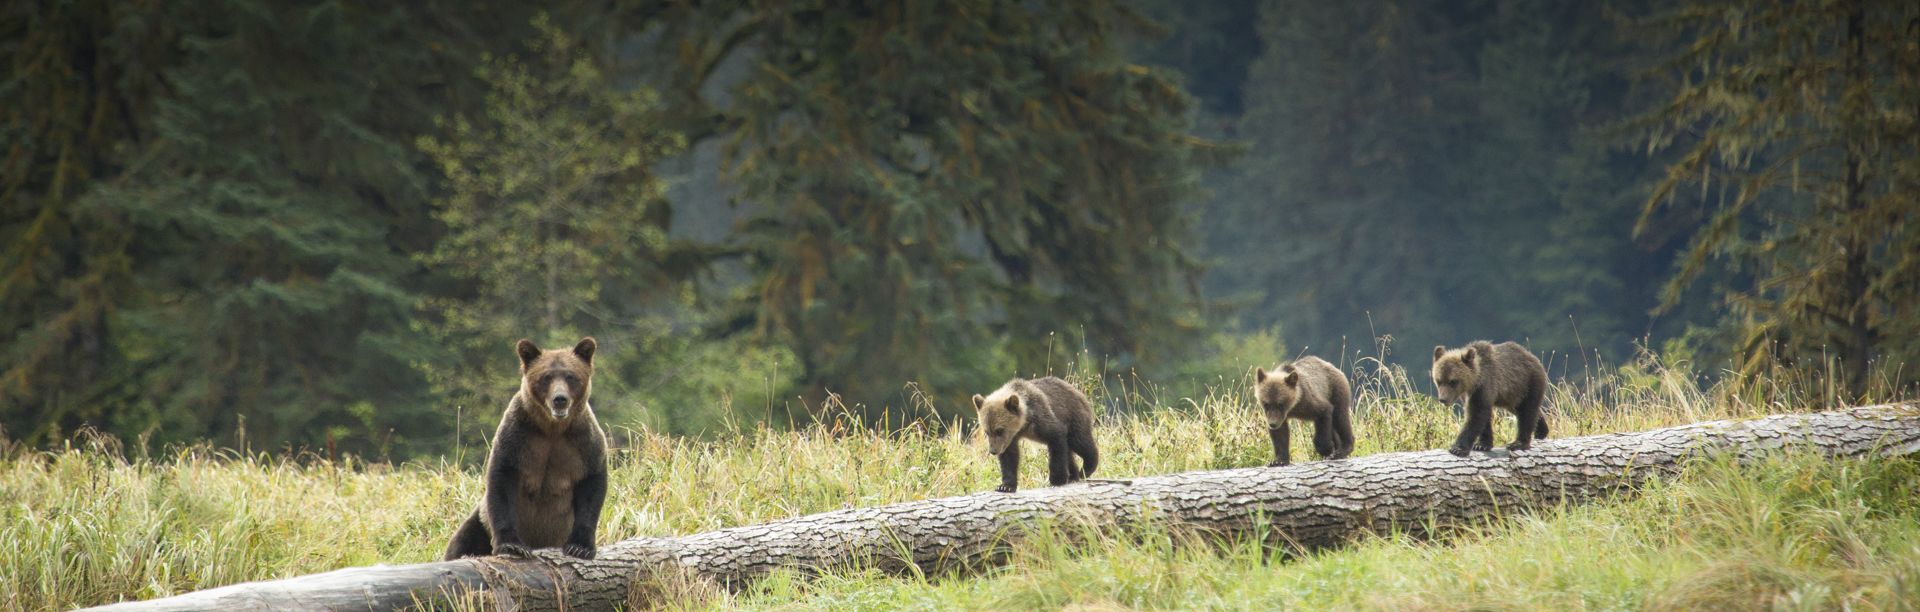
<box><xmin>682</xmin><ymin>0</ymin><xmax>1216</xmax><ymax>420</ymax></box>
<box><xmin>1203</xmin><ymin>0</ymin><xmax>1697</xmax><ymax>373</ymax></box>
<box><xmin>5</xmin><ymin>0</ymin><xmax>1919</xmax><ymax>459</ymax></box>
<box><xmin>1</xmin><ymin>0</ymin><xmax>176</xmax><ymax>448</ymax></box>
<box><xmin>0</xmin><ymin>1</ymin><xmax>558</xmax><ymax>457</ymax></box>
<box><xmin>413</xmin><ymin>15</ymin><xmax>715</xmax><ymax>437</ymax></box>
<box><xmin>1632</xmin><ymin>0</ymin><xmax>1920</xmax><ymax>397</ymax></box>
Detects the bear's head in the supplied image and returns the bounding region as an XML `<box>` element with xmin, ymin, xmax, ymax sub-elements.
<box><xmin>516</xmin><ymin>337</ymin><xmax>596</xmax><ymax>424</ymax></box>
<box><xmin>972</xmin><ymin>388</ymin><xmax>1027</xmax><ymax>456</ymax></box>
<box><xmin>1430</xmin><ymin>344</ymin><xmax>1481</xmax><ymax>403</ymax></box>
<box><xmin>1254</xmin><ymin>365</ymin><xmax>1302</xmax><ymax>411</ymax></box>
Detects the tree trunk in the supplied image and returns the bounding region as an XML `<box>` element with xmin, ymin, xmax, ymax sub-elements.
<box><xmin>87</xmin><ymin>404</ymin><xmax>1920</xmax><ymax>611</ymax></box>
<box><xmin>1839</xmin><ymin>0</ymin><xmax>1875</xmax><ymax>398</ymax></box>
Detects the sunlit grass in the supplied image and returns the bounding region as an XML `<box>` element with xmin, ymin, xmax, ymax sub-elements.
<box><xmin>0</xmin><ymin>350</ymin><xmax>1909</xmax><ymax>610</ymax></box>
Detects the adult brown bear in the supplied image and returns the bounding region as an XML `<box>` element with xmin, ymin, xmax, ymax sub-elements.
<box><xmin>444</xmin><ymin>337</ymin><xmax>608</xmax><ymax>560</ymax></box>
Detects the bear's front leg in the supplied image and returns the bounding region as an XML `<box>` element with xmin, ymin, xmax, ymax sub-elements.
<box><xmin>995</xmin><ymin>446</ymin><xmax>1021</xmax><ymax>493</ymax></box>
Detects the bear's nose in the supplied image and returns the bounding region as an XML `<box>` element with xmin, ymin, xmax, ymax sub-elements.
<box><xmin>552</xmin><ymin>396</ymin><xmax>571</xmax><ymax>409</ymax></box>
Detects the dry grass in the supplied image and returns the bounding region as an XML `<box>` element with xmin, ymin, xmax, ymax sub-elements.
<box><xmin>1</xmin><ymin>350</ymin><xmax>1909</xmax><ymax>610</ymax></box>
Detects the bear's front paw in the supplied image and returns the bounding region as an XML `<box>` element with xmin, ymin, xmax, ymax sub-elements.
<box><xmin>1472</xmin><ymin>441</ymin><xmax>1492</xmax><ymax>452</ymax></box>
<box><xmin>1506</xmin><ymin>441</ymin><xmax>1531</xmax><ymax>452</ymax></box>
<box><xmin>563</xmin><ymin>543</ymin><xmax>596</xmax><ymax>560</ymax></box>
<box><xmin>994</xmin><ymin>484</ymin><xmax>1017</xmax><ymax>493</ymax></box>
<box><xmin>1267</xmin><ymin>459</ymin><xmax>1290</xmax><ymax>467</ymax></box>
<box><xmin>494</xmin><ymin>543</ymin><xmax>531</xmax><ymax>558</ymax></box>
<box><xmin>1447</xmin><ymin>446</ymin><xmax>1472</xmax><ymax>458</ymax></box>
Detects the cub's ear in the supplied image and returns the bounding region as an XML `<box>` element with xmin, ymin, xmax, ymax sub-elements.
<box><xmin>1004</xmin><ymin>394</ymin><xmax>1021</xmax><ymax>416</ymax></box>
<box><xmin>573</xmin><ymin>337</ymin><xmax>597</xmax><ymax>364</ymax></box>
<box><xmin>517</xmin><ymin>339</ymin><xmax>542</xmax><ymax>369</ymax></box>
<box><xmin>1284</xmin><ymin>370</ymin><xmax>1300</xmax><ymax>387</ymax></box>
<box><xmin>1255</xmin><ymin>368</ymin><xmax>1268</xmax><ymax>383</ymax></box>
<box><xmin>1461</xmin><ymin>349</ymin><xmax>1477</xmax><ymax>366</ymax></box>
<box><xmin>1433</xmin><ymin>345</ymin><xmax>1447</xmax><ymax>362</ymax></box>
<box><xmin>972</xmin><ymin>394</ymin><xmax>986</xmax><ymax>410</ymax></box>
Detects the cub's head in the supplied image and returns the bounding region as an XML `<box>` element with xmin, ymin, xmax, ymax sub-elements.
<box><xmin>972</xmin><ymin>389</ymin><xmax>1028</xmax><ymax>456</ymax></box>
<box><xmin>1254</xmin><ymin>365</ymin><xmax>1301</xmax><ymax>411</ymax></box>
<box><xmin>517</xmin><ymin>337</ymin><xmax>596</xmax><ymax>423</ymax></box>
<box><xmin>1430</xmin><ymin>345</ymin><xmax>1480</xmax><ymax>403</ymax></box>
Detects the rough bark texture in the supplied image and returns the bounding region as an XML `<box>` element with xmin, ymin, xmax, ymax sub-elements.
<box><xmin>88</xmin><ymin>404</ymin><xmax>1920</xmax><ymax>611</ymax></box>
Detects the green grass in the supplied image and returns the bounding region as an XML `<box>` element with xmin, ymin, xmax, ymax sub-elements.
<box><xmin>726</xmin><ymin>451</ymin><xmax>1920</xmax><ymax>611</ymax></box>
<box><xmin>1</xmin><ymin>354</ymin><xmax>1914</xmax><ymax>610</ymax></box>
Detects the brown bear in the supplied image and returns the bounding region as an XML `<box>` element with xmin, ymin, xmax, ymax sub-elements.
<box><xmin>1253</xmin><ymin>356</ymin><xmax>1355</xmax><ymax>466</ymax></box>
<box><xmin>1431</xmin><ymin>340</ymin><xmax>1549</xmax><ymax>457</ymax></box>
<box><xmin>973</xmin><ymin>376</ymin><xmax>1099</xmax><ymax>493</ymax></box>
<box><xmin>443</xmin><ymin>337</ymin><xmax>608</xmax><ymax>560</ymax></box>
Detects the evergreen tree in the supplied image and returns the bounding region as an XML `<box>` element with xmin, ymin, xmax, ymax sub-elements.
<box><xmin>1</xmin><ymin>1</ymin><xmax>549</xmax><ymax>455</ymax></box>
<box><xmin>416</xmin><ymin>16</ymin><xmax>787</xmax><ymax>438</ymax></box>
<box><xmin>1633</xmin><ymin>0</ymin><xmax>1920</xmax><ymax>396</ymax></box>
<box><xmin>1210</xmin><ymin>0</ymin><xmax>1697</xmax><ymax>373</ymax></box>
<box><xmin>1</xmin><ymin>0</ymin><xmax>169</xmax><ymax>443</ymax></box>
<box><xmin>663</xmin><ymin>0</ymin><xmax>1217</xmax><ymax>418</ymax></box>
<box><xmin>1217</xmin><ymin>0</ymin><xmax>1489</xmax><ymax>363</ymax></box>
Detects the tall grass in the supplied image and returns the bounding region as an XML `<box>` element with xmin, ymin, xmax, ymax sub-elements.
<box><xmin>0</xmin><ymin>351</ymin><xmax>1907</xmax><ymax>610</ymax></box>
<box><xmin>728</xmin><ymin>452</ymin><xmax>1920</xmax><ymax>610</ymax></box>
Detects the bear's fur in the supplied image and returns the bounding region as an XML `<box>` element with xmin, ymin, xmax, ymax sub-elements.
<box><xmin>1253</xmin><ymin>355</ymin><xmax>1355</xmax><ymax>466</ymax></box>
<box><xmin>444</xmin><ymin>337</ymin><xmax>609</xmax><ymax>560</ymax></box>
<box><xmin>1431</xmin><ymin>340</ymin><xmax>1549</xmax><ymax>457</ymax></box>
<box><xmin>973</xmin><ymin>377</ymin><xmax>1098</xmax><ymax>493</ymax></box>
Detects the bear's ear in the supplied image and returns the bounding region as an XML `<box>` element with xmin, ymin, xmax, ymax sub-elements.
<box><xmin>972</xmin><ymin>394</ymin><xmax>986</xmax><ymax>410</ymax></box>
<box><xmin>1255</xmin><ymin>368</ymin><xmax>1268</xmax><ymax>383</ymax></box>
<box><xmin>1004</xmin><ymin>394</ymin><xmax>1021</xmax><ymax>416</ymax></box>
<box><xmin>573</xmin><ymin>337</ymin><xmax>597</xmax><ymax>364</ymax></box>
<box><xmin>1433</xmin><ymin>345</ymin><xmax>1447</xmax><ymax>362</ymax></box>
<box><xmin>1461</xmin><ymin>349</ymin><xmax>1477</xmax><ymax>367</ymax></box>
<box><xmin>517</xmin><ymin>339</ymin><xmax>542</xmax><ymax>369</ymax></box>
<box><xmin>1284</xmin><ymin>370</ymin><xmax>1300</xmax><ymax>387</ymax></box>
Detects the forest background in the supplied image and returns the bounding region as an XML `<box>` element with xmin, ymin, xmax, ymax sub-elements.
<box><xmin>5</xmin><ymin>0</ymin><xmax>1917</xmax><ymax>459</ymax></box>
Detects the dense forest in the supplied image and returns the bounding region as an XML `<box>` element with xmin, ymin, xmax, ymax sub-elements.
<box><xmin>4</xmin><ymin>0</ymin><xmax>1917</xmax><ymax>459</ymax></box>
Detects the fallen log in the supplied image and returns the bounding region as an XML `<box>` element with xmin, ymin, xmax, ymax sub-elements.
<box><xmin>88</xmin><ymin>404</ymin><xmax>1920</xmax><ymax>611</ymax></box>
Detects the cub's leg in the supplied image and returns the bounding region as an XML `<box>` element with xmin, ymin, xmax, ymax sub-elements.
<box><xmin>1311</xmin><ymin>414</ymin><xmax>1335</xmax><ymax>458</ymax></box>
<box><xmin>1068</xmin><ymin>425</ymin><xmax>1099</xmax><ymax>479</ymax></box>
<box><xmin>1268</xmin><ymin>421</ymin><xmax>1292</xmax><ymax>467</ymax></box>
<box><xmin>1474</xmin><ymin>418</ymin><xmax>1494</xmax><ymax>452</ymax></box>
<box><xmin>996</xmin><ymin>446</ymin><xmax>1021</xmax><ymax>493</ymax></box>
<box><xmin>1329</xmin><ymin>406</ymin><xmax>1355</xmax><ymax>460</ymax></box>
<box><xmin>1046</xmin><ymin>437</ymin><xmax>1074</xmax><ymax>486</ymax></box>
<box><xmin>1509</xmin><ymin>386</ymin><xmax>1546</xmax><ymax>452</ymax></box>
<box><xmin>1450</xmin><ymin>397</ymin><xmax>1493</xmax><ymax>457</ymax></box>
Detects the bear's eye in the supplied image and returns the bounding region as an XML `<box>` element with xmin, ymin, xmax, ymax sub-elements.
<box><xmin>992</xmin><ymin>428</ymin><xmax>1005</xmax><ymax>437</ymax></box>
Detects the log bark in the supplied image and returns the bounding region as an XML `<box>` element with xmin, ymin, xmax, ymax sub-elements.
<box><xmin>88</xmin><ymin>404</ymin><xmax>1920</xmax><ymax>611</ymax></box>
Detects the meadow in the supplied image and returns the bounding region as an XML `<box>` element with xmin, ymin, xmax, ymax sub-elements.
<box><xmin>3</xmin><ymin>352</ymin><xmax>1917</xmax><ymax>611</ymax></box>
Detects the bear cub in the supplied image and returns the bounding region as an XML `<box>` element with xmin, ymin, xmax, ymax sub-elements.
<box><xmin>1431</xmin><ymin>340</ymin><xmax>1549</xmax><ymax>457</ymax></box>
<box><xmin>1253</xmin><ymin>356</ymin><xmax>1355</xmax><ymax>466</ymax></box>
<box><xmin>973</xmin><ymin>376</ymin><xmax>1099</xmax><ymax>493</ymax></box>
<box><xmin>444</xmin><ymin>337</ymin><xmax>609</xmax><ymax>560</ymax></box>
